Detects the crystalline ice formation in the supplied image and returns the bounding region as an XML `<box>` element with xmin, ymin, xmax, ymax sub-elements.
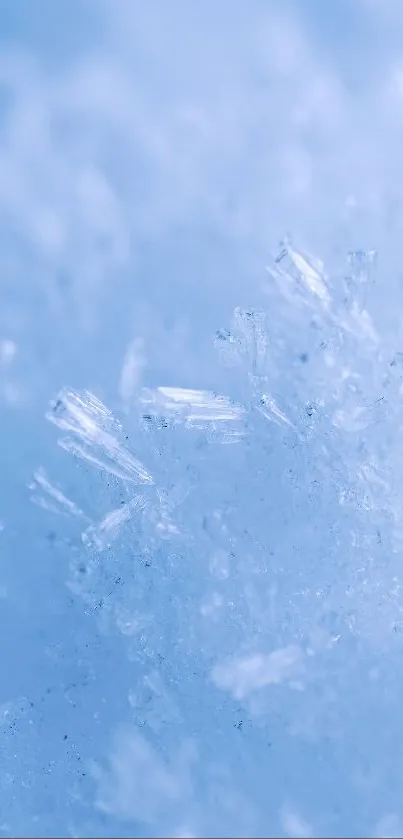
<box><xmin>28</xmin><ymin>467</ymin><xmax>85</xmax><ymax>518</ymax></box>
<box><xmin>52</xmin><ymin>242</ymin><xmax>399</xmax><ymax>657</ymax></box>
<box><xmin>46</xmin><ymin>387</ymin><xmax>153</xmax><ymax>484</ymax></box>
<box><xmin>140</xmin><ymin>386</ymin><xmax>246</xmax><ymax>429</ymax></box>
<box><xmin>82</xmin><ymin>495</ymin><xmax>145</xmax><ymax>551</ymax></box>
<box><xmin>257</xmin><ymin>394</ymin><xmax>295</xmax><ymax>428</ymax></box>
<box><xmin>27</xmin><ymin>235</ymin><xmax>403</xmax><ymax>837</ymax></box>
<box><xmin>267</xmin><ymin>241</ymin><xmax>329</xmax><ymax>308</ymax></box>
<box><xmin>41</xmin><ymin>241</ymin><xmax>401</xmax><ymax>662</ymax></box>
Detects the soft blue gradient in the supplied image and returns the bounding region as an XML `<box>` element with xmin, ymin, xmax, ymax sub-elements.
<box><xmin>1</xmin><ymin>2</ymin><xmax>403</xmax><ymax>837</ymax></box>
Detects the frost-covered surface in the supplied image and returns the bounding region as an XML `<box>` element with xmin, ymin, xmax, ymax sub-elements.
<box><xmin>3</xmin><ymin>2</ymin><xmax>403</xmax><ymax>838</ymax></box>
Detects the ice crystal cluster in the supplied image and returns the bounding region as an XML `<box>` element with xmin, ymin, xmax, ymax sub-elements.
<box><xmin>5</xmin><ymin>241</ymin><xmax>403</xmax><ymax>837</ymax></box>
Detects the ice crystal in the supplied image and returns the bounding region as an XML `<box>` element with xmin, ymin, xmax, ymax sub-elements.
<box><xmin>26</xmin><ymin>240</ymin><xmax>403</xmax><ymax>836</ymax></box>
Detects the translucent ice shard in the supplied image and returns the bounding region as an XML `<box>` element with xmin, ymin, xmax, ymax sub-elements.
<box><xmin>257</xmin><ymin>393</ymin><xmax>295</xmax><ymax>428</ymax></box>
<box><xmin>46</xmin><ymin>388</ymin><xmax>153</xmax><ymax>484</ymax></box>
<box><xmin>140</xmin><ymin>386</ymin><xmax>246</xmax><ymax>429</ymax></box>
<box><xmin>286</xmin><ymin>245</ymin><xmax>329</xmax><ymax>302</ymax></box>
<box><xmin>28</xmin><ymin>467</ymin><xmax>85</xmax><ymax>517</ymax></box>
<box><xmin>268</xmin><ymin>242</ymin><xmax>330</xmax><ymax>306</ymax></box>
<box><xmin>82</xmin><ymin>495</ymin><xmax>145</xmax><ymax>551</ymax></box>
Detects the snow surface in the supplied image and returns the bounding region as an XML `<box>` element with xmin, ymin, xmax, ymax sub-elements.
<box><xmin>2</xmin><ymin>2</ymin><xmax>403</xmax><ymax>837</ymax></box>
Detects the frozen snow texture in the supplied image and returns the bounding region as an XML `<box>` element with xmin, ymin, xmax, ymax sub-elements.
<box><xmin>23</xmin><ymin>240</ymin><xmax>403</xmax><ymax>837</ymax></box>
<box><xmin>212</xmin><ymin>646</ymin><xmax>304</xmax><ymax>699</ymax></box>
<box><xmin>94</xmin><ymin>727</ymin><xmax>194</xmax><ymax>831</ymax></box>
<box><xmin>4</xmin><ymin>0</ymin><xmax>403</xmax><ymax>833</ymax></box>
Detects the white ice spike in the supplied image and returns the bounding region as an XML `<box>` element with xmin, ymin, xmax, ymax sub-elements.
<box><xmin>140</xmin><ymin>386</ymin><xmax>246</xmax><ymax>428</ymax></box>
<box><xmin>46</xmin><ymin>388</ymin><xmax>154</xmax><ymax>484</ymax></box>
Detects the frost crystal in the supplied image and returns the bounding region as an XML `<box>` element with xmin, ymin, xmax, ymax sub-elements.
<box><xmin>28</xmin><ymin>467</ymin><xmax>85</xmax><ymax>518</ymax></box>
<box><xmin>82</xmin><ymin>495</ymin><xmax>145</xmax><ymax>551</ymax></box>
<box><xmin>28</xmin><ymin>239</ymin><xmax>403</xmax><ymax>837</ymax></box>
<box><xmin>140</xmin><ymin>386</ymin><xmax>246</xmax><ymax>441</ymax></box>
<box><xmin>46</xmin><ymin>388</ymin><xmax>154</xmax><ymax>484</ymax></box>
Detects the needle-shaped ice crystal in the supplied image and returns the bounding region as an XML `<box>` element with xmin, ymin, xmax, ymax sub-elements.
<box><xmin>46</xmin><ymin>388</ymin><xmax>153</xmax><ymax>484</ymax></box>
<box><xmin>140</xmin><ymin>386</ymin><xmax>246</xmax><ymax>429</ymax></box>
<box><xmin>286</xmin><ymin>245</ymin><xmax>329</xmax><ymax>302</ymax></box>
<box><xmin>268</xmin><ymin>243</ymin><xmax>330</xmax><ymax>305</ymax></box>
<box><xmin>82</xmin><ymin>495</ymin><xmax>145</xmax><ymax>550</ymax></box>
<box><xmin>258</xmin><ymin>394</ymin><xmax>295</xmax><ymax>428</ymax></box>
<box><xmin>28</xmin><ymin>467</ymin><xmax>85</xmax><ymax>517</ymax></box>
